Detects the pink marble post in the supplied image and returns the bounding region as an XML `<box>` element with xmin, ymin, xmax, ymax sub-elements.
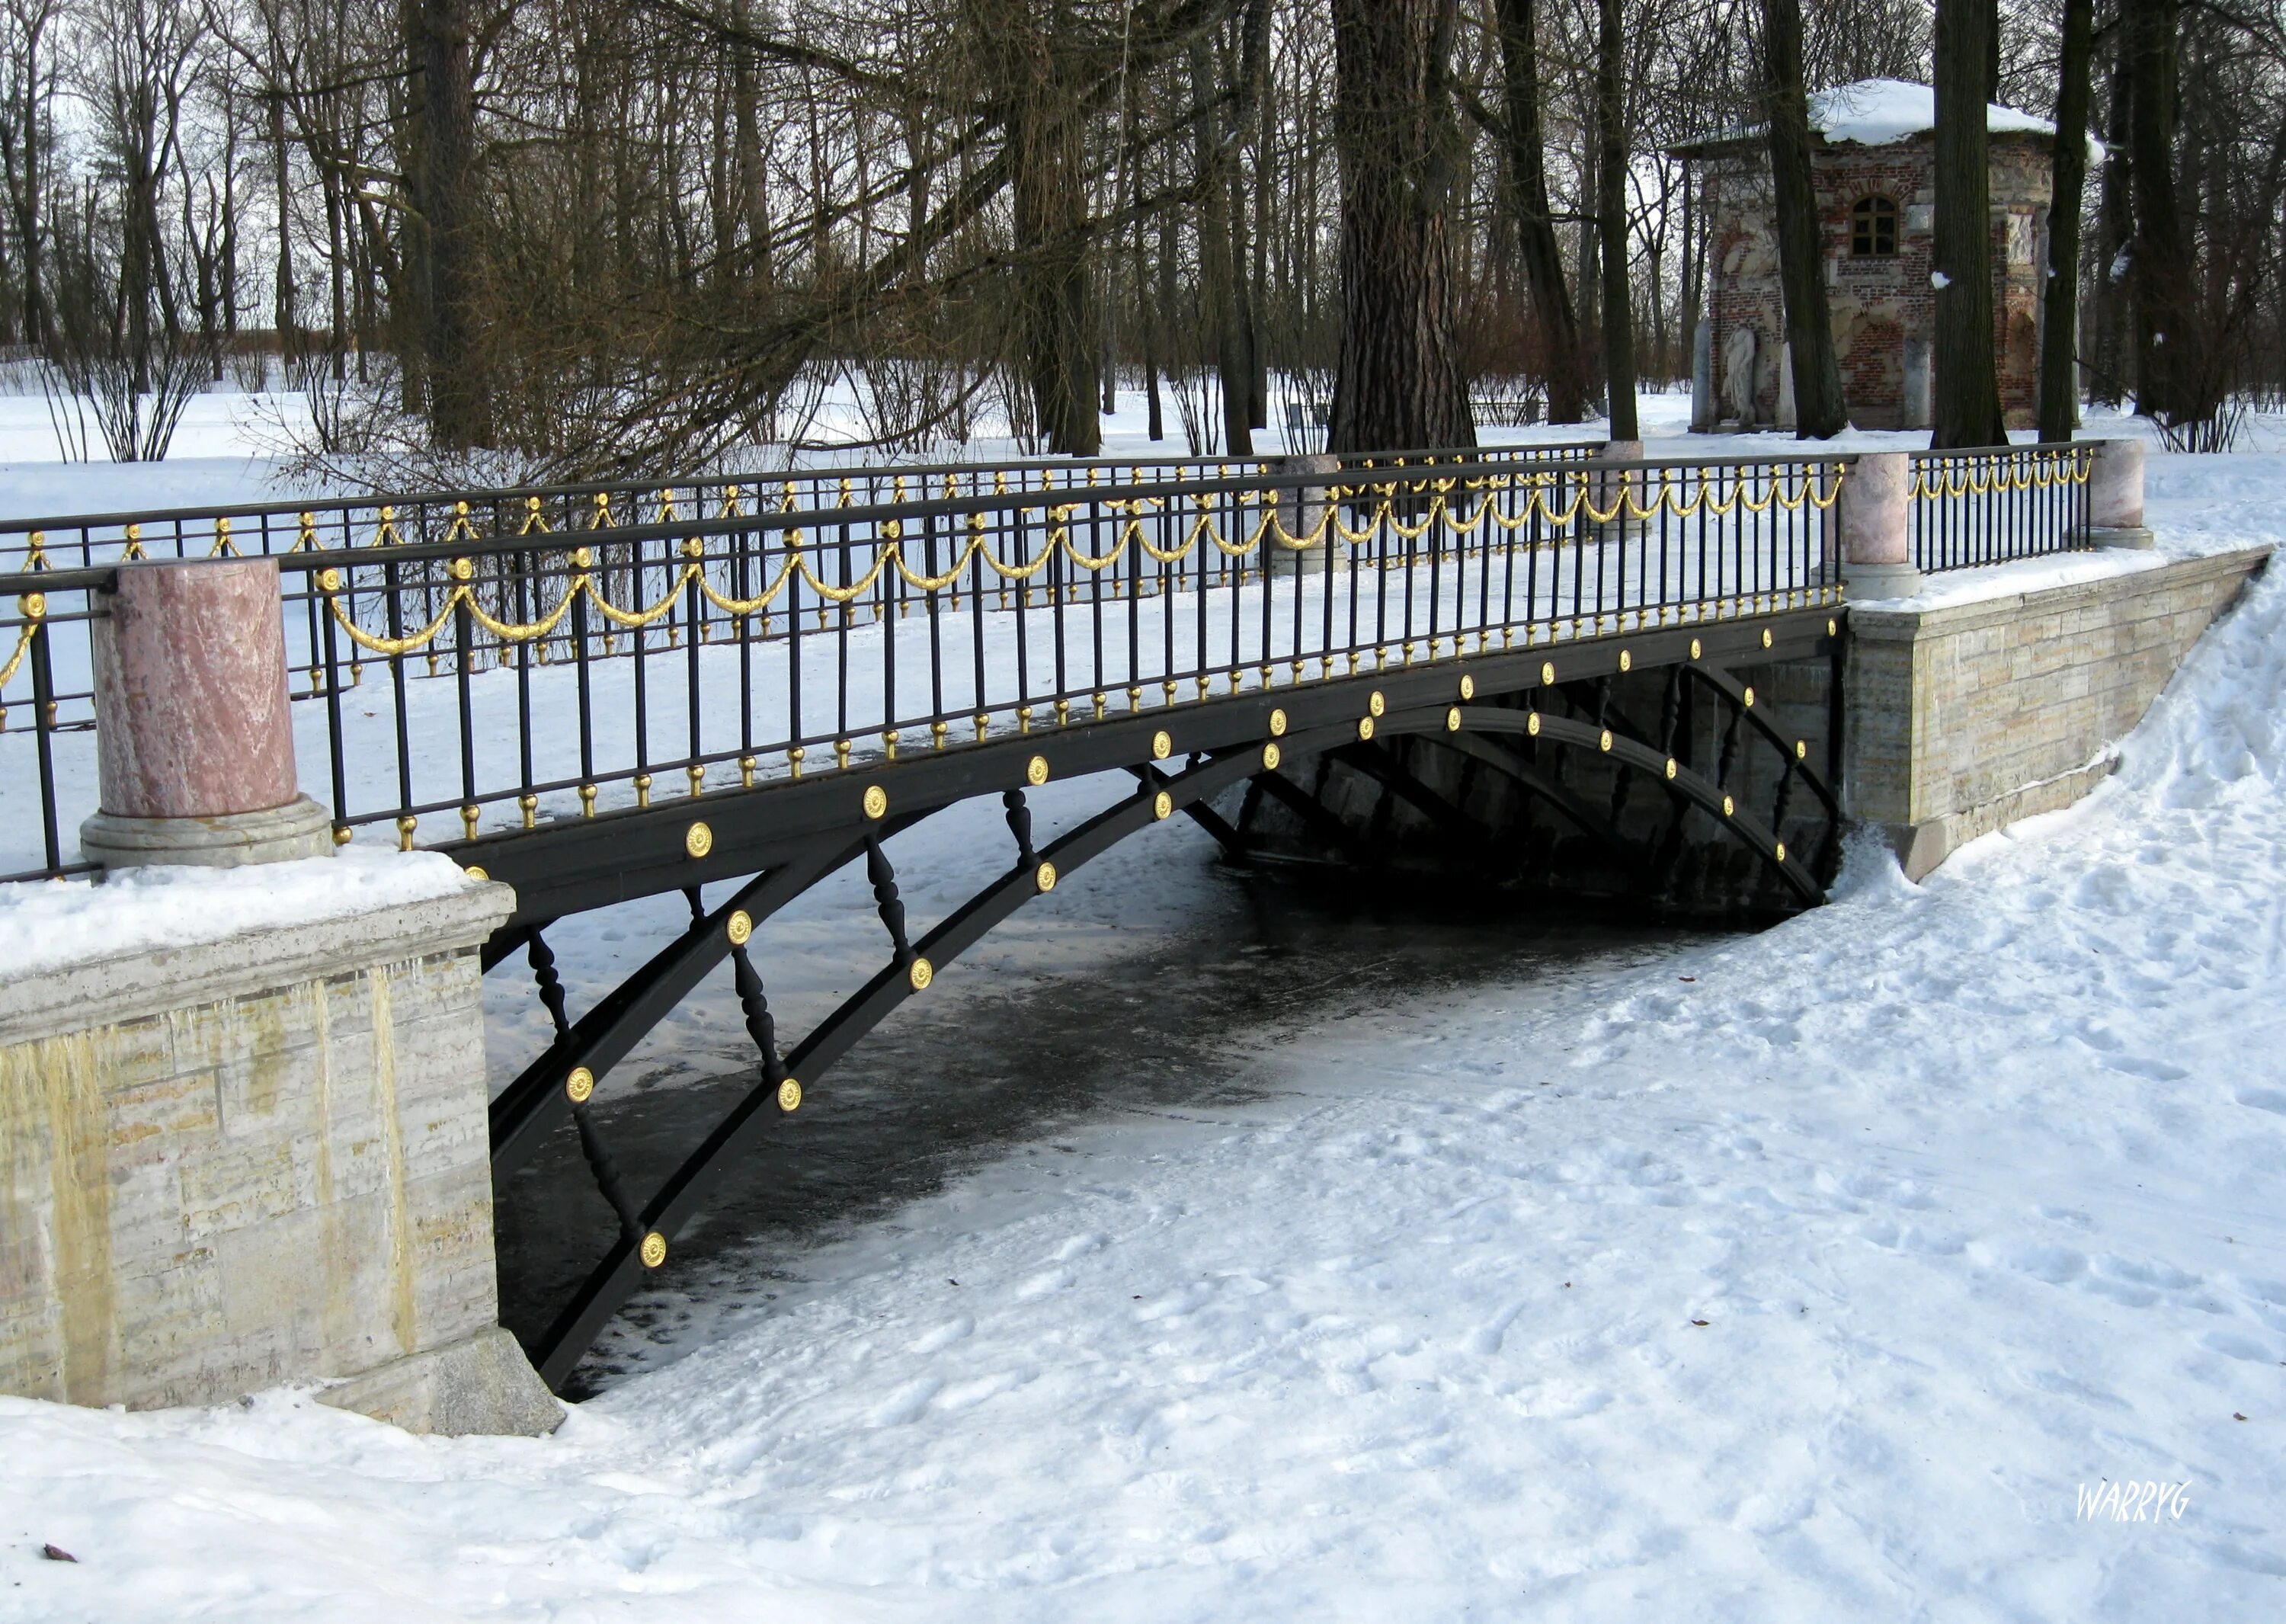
<box><xmin>1838</xmin><ymin>450</ymin><xmax>1921</xmax><ymax>597</ymax></box>
<box><xmin>82</xmin><ymin>558</ymin><xmax>332</xmax><ymax>868</ymax></box>
<box><xmin>2088</xmin><ymin>439</ymin><xmax>2153</xmax><ymax>546</ymax></box>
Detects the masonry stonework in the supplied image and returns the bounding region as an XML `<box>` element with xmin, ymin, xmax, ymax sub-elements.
<box><xmin>1844</xmin><ymin>548</ymin><xmax>2272</xmax><ymax>877</ymax></box>
<box><xmin>1689</xmin><ymin>132</ymin><xmax>2054</xmax><ymax>431</ymax></box>
<box><xmin>0</xmin><ymin>883</ymin><xmax>559</xmax><ymax>1434</ymax></box>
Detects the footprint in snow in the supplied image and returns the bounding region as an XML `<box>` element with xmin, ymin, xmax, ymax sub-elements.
<box><xmin>2234</xmin><ymin>1086</ymin><xmax>2286</xmax><ymax>1115</ymax></box>
<box><xmin>867</xmin><ymin>1376</ymin><xmax>944</xmax><ymax>1427</ymax></box>
<box><xmin>1014</xmin><ymin>1267</ymin><xmax>1075</xmax><ymax>1300</ymax></box>
<box><xmin>2200</xmin><ymin>1329</ymin><xmax>2278</xmax><ymax>1363</ymax></box>
<box><xmin>1977</xmin><ymin>1241</ymin><xmax>2088</xmax><ymax>1284</ymax></box>
<box><xmin>2100</xmin><ymin>1054</ymin><xmax>2191</xmax><ymax>1082</ymax></box>
<box><xmin>909</xmin><ymin>1316</ymin><xmax>974</xmax><ymax>1355</ymax></box>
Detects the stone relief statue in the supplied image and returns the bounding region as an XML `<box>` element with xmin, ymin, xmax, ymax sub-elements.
<box><xmin>1722</xmin><ymin>325</ymin><xmax>1759</xmax><ymax>424</ymax></box>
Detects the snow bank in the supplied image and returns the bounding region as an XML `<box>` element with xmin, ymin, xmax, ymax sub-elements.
<box><xmin>0</xmin><ymin>848</ymin><xmax>479</xmax><ymax>982</ymax></box>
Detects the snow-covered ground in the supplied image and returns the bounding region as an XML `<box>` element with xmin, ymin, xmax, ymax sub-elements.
<box><xmin>5</xmin><ymin>393</ymin><xmax>2285</xmax><ymax>1618</ymax></box>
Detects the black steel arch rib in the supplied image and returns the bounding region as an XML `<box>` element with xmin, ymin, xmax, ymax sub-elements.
<box><xmin>519</xmin><ymin>732</ymin><xmax>1333</xmax><ymax>1388</ymax></box>
<box><xmin>1365</xmin><ymin>706</ymin><xmax>1823</xmax><ymax>904</ymax></box>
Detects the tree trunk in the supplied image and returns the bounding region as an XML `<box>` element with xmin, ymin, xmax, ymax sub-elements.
<box><xmin>1932</xmin><ymin>0</ymin><xmax>2008</xmax><ymax>447</ymax></box>
<box><xmin>1189</xmin><ymin>34</ymin><xmax>1253</xmax><ymax>456</ymax></box>
<box><xmin>2036</xmin><ymin>0</ymin><xmax>2094</xmax><ymax>440</ymax></box>
<box><xmin>2089</xmin><ymin>21</ymin><xmax>2134</xmax><ymax>403</ymax></box>
<box><xmin>730</xmin><ymin>0</ymin><xmax>776</xmax><ymax>286</ymax></box>
<box><xmin>997</xmin><ymin>0</ymin><xmax>1099</xmax><ymax>456</ymax></box>
<box><xmin>1327</xmin><ymin>0</ymin><xmax>1473</xmax><ymax>455</ymax></box>
<box><xmin>2124</xmin><ymin>0</ymin><xmax>2190</xmax><ymax>424</ymax></box>
<box><xmin>1491</xmin><ymin>0</ymin><xmax>1590</xmax><ymax>421</ymax></box>
<box><xmin>1596</xmin><ymin>0</ymin><xmax>1638</xmax><ymax>438</ymax></box>
<box><xmin>419</xmin><ymin>0</ymin><xmax>490</xmax><ymax>448</ymax></box>
<box><xmin>1760</xmin><ymin>0</ymin><xmax>1848</xmax><ymax>437</ymax></box>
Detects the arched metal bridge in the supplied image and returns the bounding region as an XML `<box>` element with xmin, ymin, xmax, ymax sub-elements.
<box><xmin>3</xmin><ymin>444</ymin><xmax>1872</xmax><ymax>1386</ymax></box>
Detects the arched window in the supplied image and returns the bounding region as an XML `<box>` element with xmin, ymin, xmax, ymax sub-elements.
<box><xmin>1851</xmin><ymin>195</ymin><xmax>1899</xmax><ymax>258</ymax></box>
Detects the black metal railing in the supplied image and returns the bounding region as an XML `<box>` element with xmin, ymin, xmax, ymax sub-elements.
<box><xmin>1908</xmin><ymin>444</ymin><xmax>2094</xmax><ymax>572</ymax></box>
<box><xmin>0</xmin><ymin>451</ymin><xmax>1846</xmax><ymax>881</ymax></box>
<box><xmin>0</xmin><ymin>568</ymin><xmax>106</xmax><ymax>882</ymax></box>
<box><xmin>0</xmin><ymin>442</ymin><xmax>1606</xmax><ymax>573</ymax></box>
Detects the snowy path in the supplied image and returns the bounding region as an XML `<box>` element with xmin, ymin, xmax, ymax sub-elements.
<box><xmin>8</xmin><ymin>495</ymin><xmax>2286</xmax><ymax>1617</ymax></box>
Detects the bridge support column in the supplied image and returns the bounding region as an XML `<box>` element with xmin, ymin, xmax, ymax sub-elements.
<box><xmin>1593</xmin><ymin>440</ymin><xmax>1649</xmax><ymax>537</ymax></box>
<box><xmin>0</xmin><ymin>874</ymin><xmax>561</xmax><ymax>1434</ymax></box>
<box><xmin>79</xmin><ymin>556</ymin><xmax>334</xmax><ymax>871</ymax></box>
<box><xmin>1838</xmin><ymin>450</ymin><xmax>1922</xmax><ymax>599</ymax></box>
<box><xmin>1269</xmin><ymin>453</ymin><xmax>1343</xmax><ymax>575</ymax></box>
<box><xmin>2089</xmin><ymin>439</ymin><xmax>2154</xmax><ymax>549</ymax></box>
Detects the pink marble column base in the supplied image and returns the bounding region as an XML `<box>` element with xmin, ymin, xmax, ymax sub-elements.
<box><xmin>81</xmin><ymin>558</ymin><xmax>333</xmax><ymax>870</ymax></box>
<box><xmin>1839</xmin><ymin>450</ymin><xmax>1922</xmax><ymax>597</ymax></box>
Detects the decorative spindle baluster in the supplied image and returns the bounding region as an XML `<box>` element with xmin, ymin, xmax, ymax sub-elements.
<box><xmin>1003</xmin><ymin>788</ymin><xmax>1036</xmax><ymax>870</ymax></box>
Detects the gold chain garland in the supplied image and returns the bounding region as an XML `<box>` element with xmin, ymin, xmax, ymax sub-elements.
<box><xmin>311</xmin><ymin>460</ymin><xmax>1848</xmax><ymax>659</ymax></box>
<box><xmin>1912</xmin><ymin>446</ymin><xmax>2091</xmax><ymax>501</ymax></box>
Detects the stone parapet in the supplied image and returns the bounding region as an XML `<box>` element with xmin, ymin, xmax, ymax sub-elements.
<box><xmin>0</xmin><ymin>879</ymin><xmax>559</xmax><ymax>1434</ymax></box>
<box><xmin>1843</xmin><ymin>546</ymin><xmax>2271</xmax><ymax>876</ymax></box>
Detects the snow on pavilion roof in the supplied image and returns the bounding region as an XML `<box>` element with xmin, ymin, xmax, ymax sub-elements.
<box><xmin>1673</xmin><ymin>78</ymin><xmax>2104</xmax><ymax>160</ymax></box>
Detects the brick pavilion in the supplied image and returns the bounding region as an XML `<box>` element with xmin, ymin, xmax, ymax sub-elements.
<box><xmin>1675</xmin><ymin>78</ymin><xmax>2090</xmax><ymax>431</ymax></box>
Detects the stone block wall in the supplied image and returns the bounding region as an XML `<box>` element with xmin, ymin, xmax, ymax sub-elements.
<box><xmin>1845</xmin><ymin>547</ymin><xmax>2272</xmax><ymax>876</ymax></box>
<box><xmin>0</xmin><ymin>885</ymin><xmax>559</xmax><ymax>1433</ymax></box>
